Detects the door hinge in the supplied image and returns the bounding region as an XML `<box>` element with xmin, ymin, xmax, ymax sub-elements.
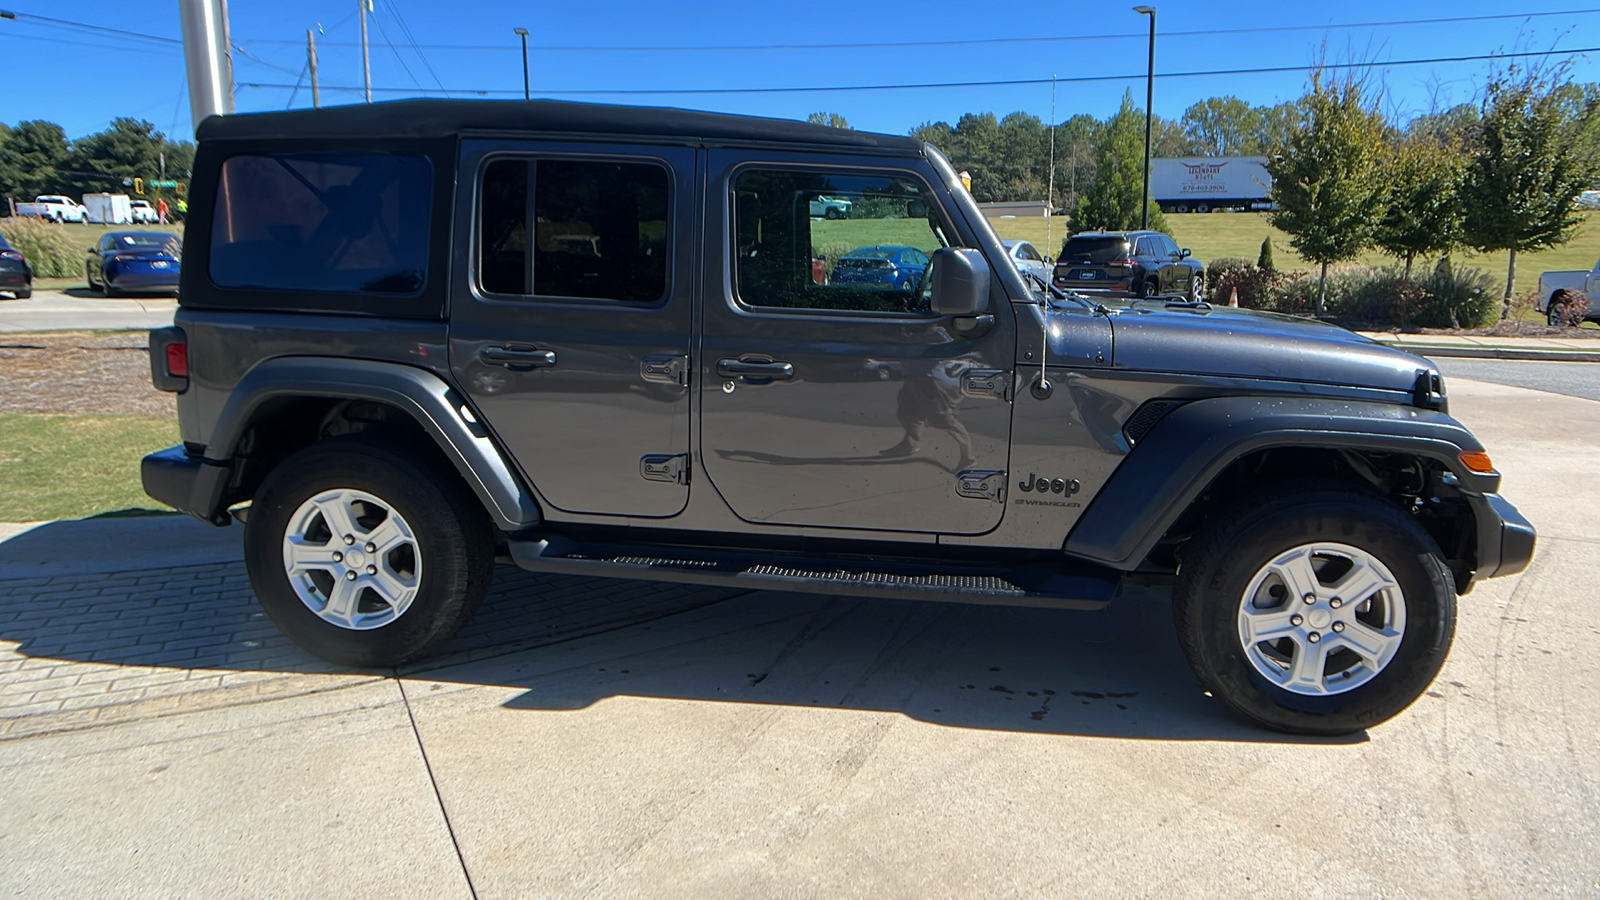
<box><xmin>955</xmin><ymin>469</ymin><xmax>1006</xmax><ymax>502</ymax></box>
<box><xmin>641</xmin><ymin>453</ymin><xmax>688</xmax><ymax>485</ymax></box>
<box><xmin>960</xmin><ymin>368</ymin><xmax>1009</xmax><ymax>401</ymax></box>
<box><xmin>641</xmin><ymin>354</ymin><xmax>690</xmax><ymax>387</ymax></box>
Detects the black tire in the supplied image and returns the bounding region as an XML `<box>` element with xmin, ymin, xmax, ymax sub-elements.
<box><xmin>88</xmin><ymin>265</ymin><xmax>103</xmax><ymax>293</ymax></box>
<box><xmin>1548</xmin><ymin>298</ymin><xmax>1566</xmax><ymax>327</ymax></box>
<box><xmin>824</xmin><ymin>207</ymin><xmax>842</xmax><ymax>220</ymax></box>
<box><xmin>244</xmin><ymin>437</ymin><xmax>495</xmax><ymax>667</ymax></box>
<box><xmin>1173</xmin><ymin>483</ymin><xmax>1456</xmax><ymax>735</ymax></box>
<box><xmin>14</xmin><ymin>287</ymin><xmax>31</xmax><ymax>300</ymax></box>
<box><xmin>1139</xmin><ymin>277</ymin><xmax>1160</xmax><ymax>299</ymax></box>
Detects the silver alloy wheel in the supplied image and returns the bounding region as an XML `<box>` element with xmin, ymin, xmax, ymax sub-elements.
<box><xmin>1236</xmin><ymin>542</ymin><xmax>1407</xmax><ymax>696</ymax></box>
<box><xmin>281</xmin><ymin>488</ymin><xmax>422</xmax><ymax>630</ymax></box>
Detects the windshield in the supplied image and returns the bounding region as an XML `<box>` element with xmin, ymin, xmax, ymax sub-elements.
<box><xmin>1060</xmin><ymin>237</ymin><xmax>1130</xmax><ymax>263</ymax></box>
<box><xmin>113</xmin><ymin>233</ymin><xmax>177</xmax><ymax>249</ymax></box>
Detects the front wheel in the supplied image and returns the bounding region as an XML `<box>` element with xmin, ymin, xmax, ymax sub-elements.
<box><xmin>1173</xmin><ymin>484</ymin><xmax>1456</xmax><ymax>735</ymax></box>
<box><xmin>244</xmin><ymin>437</ymin><xmax>494</xmax><ymax>667</ymax></box>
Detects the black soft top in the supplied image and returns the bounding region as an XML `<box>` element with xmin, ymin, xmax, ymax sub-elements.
<box><xmin>197</xmin><ymin>98</ymin><xmax>923</xmax><ymax>152</ymax></box>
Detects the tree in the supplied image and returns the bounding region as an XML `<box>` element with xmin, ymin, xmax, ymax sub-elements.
<box><xmin>806</xmin><ymin>112</ymin><xmax>851</xmax><ymax>129</ymax></box>
<box><xmin>1072</xmin><ymin>92</ymin><xmax>1169</xmax><ymax>235</ymax></box>
<box><xmin>1151</xmin><ymin>117</ymin><xmax>1196</xmax><ymax>157</ymax></box>
<box><xmin>1407</xmin><ymin>103</ymin><xmax>1480</xmax><ymax>145</ymax></box>
<box><xmin>1050</xmin><ymin>114</ymin><xmax>1102</xmax><ymax>212</ymax></box>
<box><xmin>1256</xmin><ymin>99</ymin><xmax>1308</xmax><ymax>153</ymax></box>
<box><xmin>993</xmin><ymin>112</ymin><xmax>1047</xmax><ymax>201</ymax></box>
<box><xmin>1266</xmin><ymin>73</ymin><xmax>1389</xmax><ymax>315</ymax></box>
<box><xmin>0</xmin><ymin>120</ymin><xmax>70</xmax><ymax>202</ymax></box>
<box><xmin>1461</xmin><ymin>67</ymin><xmax>1600</xmax><ymax>315</ymax></box>
<box><xmin>1374</xmin><ymin>134</ymin><xmax>1466</xmax><ymax>278</ymax></box>
<box><xmin>1181</xmin><ymin>96</ymin><xmax>1265</xmax><ymax>155</ymax></box>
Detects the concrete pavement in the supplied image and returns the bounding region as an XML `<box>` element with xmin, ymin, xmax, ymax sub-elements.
<box><xmin>0</xmin><ymin>289</ymin><xmax>175</xmax><ymax>333</ymax></box>
<box><xmin>0</xmin><ymin>375</ymin><xmax>1596</xmax><ymax>896</ymax></box>
<box><xmin>1360</xmin><ymin>329</ymin><xmax>1600</xmax><ymax>362</ymax></box>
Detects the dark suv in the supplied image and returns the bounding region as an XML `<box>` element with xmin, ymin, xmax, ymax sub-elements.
<box><xmin>1053</xmin><ymin>230</ymin><xmax>1204</xmax><ymax>301</ymax></box>
<box><xmin>141</xmin><ymin>100</ymin><xmax>1532</xmax><ymax>735</ymax></box>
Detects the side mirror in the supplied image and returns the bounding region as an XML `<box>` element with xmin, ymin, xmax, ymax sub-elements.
<box><xmin>928</xmin><ymin>248</ymin><xmax>991</xmax><ymax>317</ymax></box>
<box><xmin>1044</xmin><ymin>255</ymin><xmax>1053</xmax><ymax>263</ymax></box>
<box><xmin>906</xmin><ymin>199</ymin><xmax>928</xmax><ymax>218</ymax></box>
<box><xmin>1180</xmin><ymin>248</ymin><xmax>1192</xmax><ymax>259</ymax></box>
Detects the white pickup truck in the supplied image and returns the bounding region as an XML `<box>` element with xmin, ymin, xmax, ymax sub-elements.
<box><xmin>1537</xmin><ymin>259</ymin><xmax>1600</xmax><ymax>326</ymax></box>
<box><xmin>15</xmin><ymin>195</ymin><xmax>89</xmax><ymax>224</ymax></box>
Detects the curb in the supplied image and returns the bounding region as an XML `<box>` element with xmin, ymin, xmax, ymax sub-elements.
<box><xmin>1369</xmin><ymin>342</ymin><xmax>1600</xmax><ymax>363</ymax></box>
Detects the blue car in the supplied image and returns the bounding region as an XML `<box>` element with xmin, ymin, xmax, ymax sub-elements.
<box><xmin>86</xmin><ymin>231</ymin><xmax>182</xmax><ymax>296</ymax></box>
<box><xmin>831</xmin><ymin>245</ymin><xmax>929</xmax><ymax>291</ymax></box>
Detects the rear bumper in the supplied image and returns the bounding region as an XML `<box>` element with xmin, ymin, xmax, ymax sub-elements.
<box><xmin>141</xmin><ymin>446</ymin><xmax>232</xmax><ymax>527</ymax></box>
<box><xmin>1470</xmin><ymin>492</ymin><xmax>1536</xmax><ymax>583</ymax></box>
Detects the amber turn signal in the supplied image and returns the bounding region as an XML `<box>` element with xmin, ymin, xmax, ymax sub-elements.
<box><xmin>1458</xmin><ymin>450</ymin><xmax>1496</xmax><ymax>474</ymax></box>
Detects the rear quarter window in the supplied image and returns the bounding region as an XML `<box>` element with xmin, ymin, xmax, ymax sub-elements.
<box><xmin>209</xmin><ymin>152</ymin><xmax>432</xmax><ymax>297</ymax></box>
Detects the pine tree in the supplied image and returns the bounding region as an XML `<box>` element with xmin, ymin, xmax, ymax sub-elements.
<box><xmin>1071</xmin><ymin>92</ymin><xmax>1168</xmax><ymax>235</ymax></box>
<box><xmin>1257</xmin><ymin>237</ymin><xmax>1275</xmax><ymax>271</ymax></box>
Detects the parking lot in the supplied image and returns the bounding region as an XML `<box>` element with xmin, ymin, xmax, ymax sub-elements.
<box><xmin>0</xmin><ymin>373</ymin><xmax>1593</xmax><ymax>898</ymax></box>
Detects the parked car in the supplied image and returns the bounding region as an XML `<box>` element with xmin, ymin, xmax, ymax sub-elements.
<box><xmin>1537</xmin><ymin>258</ymin><xmax>1600</xmax><ymax>326</ymax></box>
<box><xmin>1052</xmin><ymin>230</ymin><xmax>1203</xmax><ymax>301</ymax></box>
<box><xmin>808</xmin><ymin>195</ymin><xmax>852</xmax><ymax>219</ymax></box>
<box><xmin>139</xmin><ymin>99</ymin><xmax>1533</xmax><ymax>736</ymax></box>
<box><xmin>15</xmin><ymin>195</ymin><xmax>89</xmax><ymax>224</ymax></box>
<box><xmin>0</xmin><ymin>233</ymin><xmax>32</xmax><ymax>299</ymax></box>
<box><xmin>129</xmin><ymin>199</ymin><xmax>161</xmax><ymax>224</ymax></box>
<box><xmin>85</xmin><ymin>231</ymin><xmax>181</xmax><ymax>296</ymax></box>
<box><xmin>1002</xmin><ymin>239</ymin><xmax>1050</xmax><ymax>281</ymax></box>
<box><xmin>831</xmin><ymin>245</ymin><xmax>929</xmax><ymax>291</ymax></box>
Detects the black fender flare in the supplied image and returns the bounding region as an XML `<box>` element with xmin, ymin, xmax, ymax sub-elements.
<box><xmin>204</xmin><ymin>356</ymin><xmax>541</xmax><ymax>530</ymax></box>
<box><xmin>1062</xmin><ymin>395</ymin><xmax>1498</xmax><ymax>570</ymax></box>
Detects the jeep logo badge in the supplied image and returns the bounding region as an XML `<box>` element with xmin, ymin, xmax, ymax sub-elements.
<box><xmin>1017</xmin><ymin>473</ymin><xmax>1080</xmax><ymax>495</ymax></box>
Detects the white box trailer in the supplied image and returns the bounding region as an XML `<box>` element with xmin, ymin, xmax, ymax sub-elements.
<box><xmin>83</xmin><ymin>192</ymin><xmax>134</xmax><ymax>225</ymax></box>
<box><xmin>1151</xmin><ymin>157</ymin><xmax>1273</xmax><ymax>213</ymax></box>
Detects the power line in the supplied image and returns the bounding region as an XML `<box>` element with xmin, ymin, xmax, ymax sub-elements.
<box><xmin>379</xmin><ymin>0</ymin><xmax>450</xmax><ymax>98</ymax></box>
<box><xmin>0</xmin><ymin>8</ymin><xmax>180</xmax><ymax>44</ymax></box>
<box><xmin>237</xmin><ymin>45</ymin><xmax>1600</xmax><ymax>99</ymax></box>
<box><xmin>238</xmin><ymin>8</ymin><xmax>1600</xmax><ymax>54</ymax></box>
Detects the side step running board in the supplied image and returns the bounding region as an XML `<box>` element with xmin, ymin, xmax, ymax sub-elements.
<box><xmin>507</xmin><ymin>535</ymin><xmax>1119</xmax><ymax>610</ymax></box>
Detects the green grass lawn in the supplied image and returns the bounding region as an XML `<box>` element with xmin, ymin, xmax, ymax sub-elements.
<box><xmin>988</xmin><ymin>211</ymin><xmax>1599</xmax><ymax>303</ymax></box>
<box><xmin>0</xmin><ymin>414</ymin><xmax>178</xmax><ymax>522</ymax></box>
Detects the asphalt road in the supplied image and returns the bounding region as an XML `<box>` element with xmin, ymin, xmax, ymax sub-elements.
<box><xmin>1437</xmin><ymin>358</ymin><xmax>1600</xmax><ymax>402</ymax></box>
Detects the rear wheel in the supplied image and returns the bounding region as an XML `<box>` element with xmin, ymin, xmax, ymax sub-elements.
<box><xmin>244</xmin><ymin>437</ymin><xmax>494</xmax><ymax>667</ymax></box>
<box><xmin>1173</xmin><ymin>484</ymin><xmax>1456</xmax><ymax>735</ymax></box>
<box><xmin>14</xmin><ymin>287</ymin><xmax>30</xmax><ymax>300</ymax></box>
<box><xmin>1548</xmin><ymin>296</ymin><xmax>1567</xmax><ymax>327</ymax></box>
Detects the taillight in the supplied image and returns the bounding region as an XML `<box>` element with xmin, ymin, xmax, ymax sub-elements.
<box><xmin>149</xmin><ymin>326</ymin><xmax>188</xmax><ymax>392</ymax></box>
<box><xmin>166</xmin><ymin>342</ymin><xmax>189</xmax><ymax>377</ymax></box>
<box><xmin>113</xmin><ymin>254</ymin><xmax>136</xmax><ymax>263</ymax></box>
<box><xmin>1105</xmin><ymin>259</ymin><xmax>1135</xmax><ymax>268</ymax></box>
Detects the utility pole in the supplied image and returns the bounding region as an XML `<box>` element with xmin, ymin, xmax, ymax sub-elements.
<box><xmin>308</xmin><ymin>29</ymin><xmax>320</xmax><ymax>108</ymax></box>
<box><xmin>359</xmin><ymin>0</ymin><xmax>372</xmax><ymax>104</ymax></box>
<box><xmin>514</xmin><ymin>28</ymin><xmax>530</xmax><ymax>100</ymax></box>
<box><xmin>1134</xmin><ymin>5</ymin><xmax>1156</xmax><ymax>230</ymax></box>
<box><xmin>178</xmin><ymin>0</ymin><xmax>235</xmax><ymax>133</ymax></box>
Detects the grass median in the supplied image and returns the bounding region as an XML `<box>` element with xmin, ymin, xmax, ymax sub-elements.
<box><xmin>0</xmin><ymin>413</ymin><xmax>178</xmax><ymax>522</ymax></box>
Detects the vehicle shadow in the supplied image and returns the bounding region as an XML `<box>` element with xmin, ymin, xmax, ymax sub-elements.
<box><xmin>0</xmin><ymin>553</ymin><xmax>1361</xmax><ymax>744</ymax></box>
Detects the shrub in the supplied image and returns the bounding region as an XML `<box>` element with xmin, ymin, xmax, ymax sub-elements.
<box><xmin>1257</xmin><ymin>237</ymin><xmax>1275</xmax><ymax>271</ymax></box>
<box><xmin>1552</xmin><ymin>291</ymin><xmax>1591</xmax><ymax>327</ymax></box>
<box><xmin>1205</xmin><ymin>257</ymin><xmax>1267</xmax><ymax>306</ymax></box>
<box><xmin>0</xmin><ymin>217</ymin><xmax>82</xmax><ymax>278</ymax></box>
<box><xmin>1416</xmin><ymin>258</ymin><xmax>1498</xmax><ymax>328</ymax></box>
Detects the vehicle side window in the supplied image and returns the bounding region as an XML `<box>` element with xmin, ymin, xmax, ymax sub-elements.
<box><xmin>1018</xmin><ymin>243</ymin><xmax>1041</xmax><ymax>261</ymax></box>
<box><xmin>1132</xmin><ymin>237</ymin><xmax>1150</xmax><ymax>257</ymax></box>
<box><xmin>478</xmin><ymin>158</ymin><xmax>669</xmax><ymax>303</ymax></box>
<box><xmin>1161</xmin><ymin>235</ymin><xmax>1181</xmax><ymax>257</ymax></box>
<box><xmin>209</xmin><ymin>152</ymin><xmax>432</xmax><ymax>295</ymax></box>
<box><xmin>732</xmin><ymin>168</ymin><xmax>949</xmax><ymax>314</ymax></box>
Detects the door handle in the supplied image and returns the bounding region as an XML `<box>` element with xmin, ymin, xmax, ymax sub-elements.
<box><xmin>480</xmin><ymin>346</ymin><xmax>557</xmax><ymax>368</ymax></box>
<box><xmin>716</xmin><ymin>358</ymin><xmax>794</xmax><ymax>381</ymax></box>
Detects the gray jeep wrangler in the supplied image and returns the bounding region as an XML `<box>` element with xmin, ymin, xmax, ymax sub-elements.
<box><xmin>142</xmin><ymin>100</ymin><xmax>1534</xmax><ymax>735</ymax></box>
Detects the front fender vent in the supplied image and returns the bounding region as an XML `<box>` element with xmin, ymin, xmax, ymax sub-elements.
<box><xmin>1122</xmin><ymin>398</ymin><xmax>1185</xmax><ymax>446</ymax></box>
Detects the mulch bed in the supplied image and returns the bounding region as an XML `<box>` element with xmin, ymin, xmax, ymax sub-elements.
<box><xmin>0</xmin><ymin>333</ymin><xmax>176</xmax><ymax>418</ymax></box>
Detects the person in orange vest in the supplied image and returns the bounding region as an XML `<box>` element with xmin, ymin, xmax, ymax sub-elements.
<box><xmin>157</xmin><ymin>198</ymin><xmax>169</xmax><ymax>224</ymax></box>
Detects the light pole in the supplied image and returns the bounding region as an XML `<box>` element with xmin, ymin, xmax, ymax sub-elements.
<box><xmin>1134</xmin><ymin>6</ymin><xmax>1155</xmax><ymax>230</ymax></box>
<box><xmin>513</xmin><ymin>28</ymin><xmax>529</xmax><ymax>100</ymax></box>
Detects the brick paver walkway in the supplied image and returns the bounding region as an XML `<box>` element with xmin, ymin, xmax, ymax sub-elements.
<box><xmin>0</xmin><ymin>563</ymin><xmax>742</xmax><ymax>739</ymax></box>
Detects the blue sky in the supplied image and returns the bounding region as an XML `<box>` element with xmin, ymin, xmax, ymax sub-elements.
<box><xmin>2</xmin><ymin>1</ymin><xmax>1597</xmax><ymax>141</ymax></box>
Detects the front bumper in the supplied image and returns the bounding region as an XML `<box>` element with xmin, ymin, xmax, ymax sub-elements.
<box><xmin>142</xmin><ymin>446</ymin><xmax>232</xmax><ymax>526</ymax></box>
<box><xmin>1471</xmin><ymin>492</ymin><xmax>1536</xmax><ymax>583</ymax></box>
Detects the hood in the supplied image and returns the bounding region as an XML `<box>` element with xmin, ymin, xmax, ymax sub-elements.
<box><xmin>1103</xmin><ymin>303</ymin><xmax>1432</xmax><ymax>394</ymax></box>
